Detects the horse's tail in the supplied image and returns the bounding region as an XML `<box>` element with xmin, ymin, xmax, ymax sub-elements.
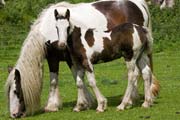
<box><xmin>151</xmin><ymin>75</ymin><xmax>160</xmax><ymax>97</ymax></box>
<box><xmin>145</xmin><ymin>27</ymin><xmax>160</xmax><ymax>98</ymax></box>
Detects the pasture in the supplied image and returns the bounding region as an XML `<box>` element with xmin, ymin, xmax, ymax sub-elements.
<box><xmin>0</xmin><ymin>0</ymin><xmax>180</xmax><ymax>119</ymax></box>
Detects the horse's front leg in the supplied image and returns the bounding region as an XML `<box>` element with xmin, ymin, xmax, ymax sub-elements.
<box><xmin>85</xmin><ymin>62</ymin><xmax>107</xmax><ymax>112</ymax></box>
<box><xmin>117</xmin><ymin>60</ymin><xmax>140</xmax><ymax>111</ymax></box>
<box><xmin>44</xmin><ymin>57</ymin><xmax>62</xmax><ymax>112</ymax></box>
<box><xmin>68</xmin><ymin>63</ymin><xmax>94</xmax><ymax>112</ymax></box>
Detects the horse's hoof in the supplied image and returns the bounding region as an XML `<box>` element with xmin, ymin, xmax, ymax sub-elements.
<box><xmin>96</xmin><ymin>109</ymin><xmax>104</xmax><ymax>113</ymax></box>
<box><xmin>44</xmin><ymin>107</ymin><xmax>59</xmax><ymax>112</ymax></box>
<box><xmin>116</xmin><ymin>104</ymin><xmax>125</xmax><ymax>111</ymax></box>
<box><xmin>142</xmin><ymin>102</ymin><xmax>151</xmax><ymax>108</ymax></box>
<box><xmin>73</xmin><ymin>107</ymin><xmax>81</xmax><ymax>112</ymax></box>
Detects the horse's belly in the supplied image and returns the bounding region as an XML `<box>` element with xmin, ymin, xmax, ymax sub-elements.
<box><xmin>91</xmin><ymin>51</ymin><xmax>122</xmax><ymax>64</ymax></box>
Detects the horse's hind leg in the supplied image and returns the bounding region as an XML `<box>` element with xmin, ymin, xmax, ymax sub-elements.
<box><xmin>117</xmin><ymin>60</ymin><xmax>140</xmax><ymax>111</ymax></box>
<box><xmin>45</xmin><ymin>57</ymin><xmax>62</xmax><ymax>112</ymax></box>
<box><xmin>138</xmin><ymin>54</ymin><xmax>153</xmax><ymax>108</ymax></box>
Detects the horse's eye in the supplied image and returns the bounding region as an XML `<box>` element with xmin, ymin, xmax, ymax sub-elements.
<box><xmin>14</xmin><ymin>90</ymin><xmax>17</xmax><ymax>94</ymax></box>
<box><xmin>67</xmin><ymin>26</ymin><xmax>70</xmax><ymax>34</ymax></box>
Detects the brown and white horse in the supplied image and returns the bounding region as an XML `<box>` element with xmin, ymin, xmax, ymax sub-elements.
<box><xmin>52</xmin><ymin>0</ymin><xmax>159</xmax><ymax>111</ymax></box>
<box><xmin>6</xmin><ymin>0</ymin><xmax>159</xmax><ymax>118</ymax></box>
<box><xmin>54</xmin><ymin>9</ymin><xmax>157</xmax><ymax>112</ymax></box>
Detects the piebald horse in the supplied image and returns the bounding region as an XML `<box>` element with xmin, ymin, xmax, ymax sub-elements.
<box><xmin>6</xmin><ymin>0</ymin><xmax>159</xmax><ymax>118</ymax></box>
<box><xmin>54</xmin><ymin>8</ymin><xmax>156</xmax><ymax>112</ymax></box>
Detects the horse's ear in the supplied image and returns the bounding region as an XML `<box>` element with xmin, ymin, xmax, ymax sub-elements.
<box><xmin>65</xmin><ymin>9</ymin><xmax>70</xmax><ymax>20</ymax></box>
<box><xmin>8</xmin><ymin>66</ymin><xmax>14</xmax><ymax>73</ymax></box>
<box><xmin>54</xmin><ymin>9</ymin><xmax>59</xmax><ymax>20</ymax></box>
<box><xmin>14</xmin><ymin>69</ymin><xmax>21</xmax><ymax>83</ymax></box>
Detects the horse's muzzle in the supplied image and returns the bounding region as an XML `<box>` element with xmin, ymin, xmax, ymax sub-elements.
<box><xmin>11</xmin><ymin>112</ymin><xmax>26</xmax><ymax>118</ymax></box>
<box><xmin>58</xmin><ymin>42</ymin><xmax>66</xmax><ymax>49</ymax></box>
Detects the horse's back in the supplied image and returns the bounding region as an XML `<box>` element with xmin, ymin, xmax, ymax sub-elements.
<box><xmin>92</xmin><ymin>0</ymin><xmax>150</xmax><ymax>29</ymax></box>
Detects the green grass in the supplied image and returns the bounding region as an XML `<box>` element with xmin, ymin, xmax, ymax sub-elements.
<box><xmin>0</xmin><ymin>0</ymin><xmax>180</xmax><ymax>119</ymax></box>
<box><xmin>1</xmin><ymin>51</ymin><xmax>180</xmax><ymax>120</ymax></box>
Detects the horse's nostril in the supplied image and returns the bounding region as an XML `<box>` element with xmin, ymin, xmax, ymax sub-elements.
<box><xmin>12</xmin><ymin>113</ymin><xmax>17</xmax><ymax>118</ymax></box>
<box><xmin>12</xmin><ymin>113</ymin><xmax>22</xmax><ymax>118</ymax></box>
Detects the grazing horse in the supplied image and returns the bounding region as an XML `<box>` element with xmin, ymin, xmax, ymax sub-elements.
<box><xmin>6</xmin><ymin>0</ymin><xmax>159</xmax><ymax>118</ymax></box>
<box><xmin>54</xmin><ymin>9</ymin><xmax>156</xmax><ymax>111</ymax></box>
<box><xmin>54</xmin><ymin>9</ymin><xmax>159</xmax><ymax>112</ymax></box>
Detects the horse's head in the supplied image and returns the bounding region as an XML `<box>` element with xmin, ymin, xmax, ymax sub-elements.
<box><xmin>6</xmin><ymin>67</ymin><xmax>26</xmax><ymax>118</ymax></box>
<box><xmin>54</xmin><ymin>9</ymin><xmax>71</xmax><ymax>49</ymax></box>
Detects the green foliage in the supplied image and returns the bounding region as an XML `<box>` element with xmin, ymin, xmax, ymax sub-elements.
<box><xmin>0</xmin><ymin>0</ymin><xmax>179</xmax><ymax>54</ymax></box>
<box><xmin>149</xmin><ymin>0</ymin><xmax>180</xmax><ymax>52</ymax></box>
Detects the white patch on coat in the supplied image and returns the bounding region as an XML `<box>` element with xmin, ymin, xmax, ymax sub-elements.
<box><xmin>80</xmin><ymin>29</ymin><xmax>111</xmax><ymax>60</ymax></box>
<box><xmin>132</xmin><ymin>26</ymin><xmax>142</xmax><ymax>51</ymax></box>
<box><xmin>55</xmin><ymin>19</ymin><xmax>70</xmax><ymax>44</ymax></box>
<box><xmin>39</xmin><ymin>3</ymin><xmax>108</xmax><ymax>43</ymax></box>
<box><xmin>9</xmin><ymin>81</ymin><xmax>20</xmax><ymax>117</ymax></box>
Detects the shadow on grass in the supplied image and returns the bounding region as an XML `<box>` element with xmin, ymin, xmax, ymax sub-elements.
<box><xmin>17</xmin><ymin>94</ymin><xmax>159</xmax><ymax>118</ymax></box>
<box><xmin>62</xmin><ymin>94</ymin><xmax>159</xmax><ymax>110</ymax></box>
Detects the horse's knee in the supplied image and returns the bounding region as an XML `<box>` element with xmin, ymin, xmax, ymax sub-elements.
<box><xmin>76</xmin><ymin>76</ymin><xmax>84</xmax><ymax>88</ymax></box>
<box><xmin>128</xmin><ymin>69</ymin><xmax>138</xmax><ymax>82</ymax></box>
<box><xmin>142</xmin><ymin>65</ymin><xmax>151</xmax><ymax>80</ymax></box>
<box><xmin>134</xmin><ymin>68</ymin><xmax>139</xmax><ymax>78</ymax></box>
<box><xmin>86</xmin><ymin>72</ymin><xmax>96</xmax><ymax>88</ymax></box>
<box><xmin>88</xmin><ymin>79</ymin><xmax>96</xmax><ymax>88</ymax></box>
<box><xmin>50</xmin><ymin>72</ymin><xmax>58</xmax><ymax>86</ymax></box>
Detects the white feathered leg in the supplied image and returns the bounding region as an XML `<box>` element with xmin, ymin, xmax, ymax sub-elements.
<box><xmin>45</xmin><ymin>72</ymin><xmax>62</xmax><ymax>112</ymax></box>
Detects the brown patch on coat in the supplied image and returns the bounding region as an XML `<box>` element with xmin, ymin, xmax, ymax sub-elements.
<box><xmin>85</xmin><ymin>29</ymin><xmax>95</xmax><ymax>47</ymax></box>
<box><xmin>68</xmin><ymin>27</ymin><xmax>92</xmax><ymax>72</ymax></box>
<box><xmin>135</xmin><ymin>25</ymin><xmax>148</xmax><ymax>44</ymax></box>
<box><xmin>46</xmin><ymin>40</ymin><xmax>72</xmax><ymax>72</ymax></box>
<box><xmin>93</xmin><ymin>1</ymin><xmax>144</xmax><ymax>30</ymax></box>
<box><xmin>110</xmin><ymin>23</ymin><xmax>134</xmax><ymax>61</ymax></box>
<box><xmin>91</xmin><ymin>23</ymin><xmax>134</xmax><ymax>63</ymax></box>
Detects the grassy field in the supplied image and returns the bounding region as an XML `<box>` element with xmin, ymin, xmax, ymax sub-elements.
<box><xmin>0</xmin><ymin>0</ymin><xmax>180</xmax><ymax>120</ymax></box>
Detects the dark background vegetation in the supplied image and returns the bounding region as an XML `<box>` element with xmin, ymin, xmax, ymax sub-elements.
<box><xmin>0</xmin><ymin>0</ymin><xmax>179</xmax><ymax>59</ymax></box>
